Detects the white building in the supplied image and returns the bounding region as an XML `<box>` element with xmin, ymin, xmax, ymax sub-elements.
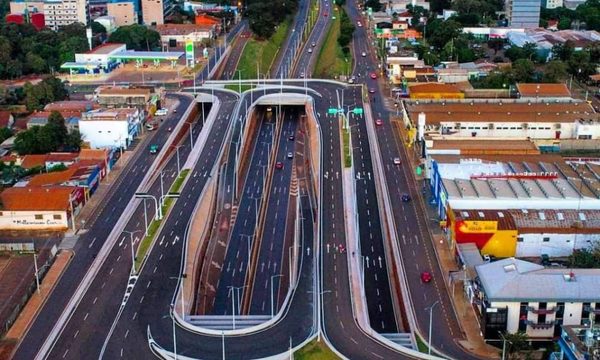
<box><xmin>79</xmin><ymin>108</ymin><xmax>143</xmax><ymax>150</ymax></box>
<box><xmin>43</xmin><ymin>0</ymin><xmax>88</xmax><ymax>30</ymax></box>
<box><xmin>471</xmin><ymin>258</ymin><xmax>600</xmax><ymax>342</ymax></box>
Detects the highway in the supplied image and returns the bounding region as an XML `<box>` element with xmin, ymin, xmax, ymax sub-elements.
<box><xmin>346</xmin><ymin>0</ymin><xmax>484</xmax><ymax>358</ymax></box>
<box><xmin>345</xmin><ymin>84</ymin><xmax>401</xmax><ymax>334</ymax></box>
<box><xmin>12</xmin><ymin>94</ymin><xmax>197</xmax><ymax>360</ymax></box>
<box><xmin>210</xmin><ymin>111</ymin><xmax>276</xmax><ymax>315</ymax></box>
<box><xmin>270</xmin><ymin>0</ymin><xmax>311</xmax><ymax>78</ymax></box>
<box><xmin>248</xmin><ymin>109</ymin><xmax>300</xmax><ymax>315</ymax></box>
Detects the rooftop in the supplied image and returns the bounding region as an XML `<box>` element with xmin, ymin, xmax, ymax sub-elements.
<box><xmin>20</xmin><ymin>154</ymin><xmax>48</xmax><ymax>169</ymax></box>
<box><xmin>0</xmin><ymin>111</ymin><xmax>13</xmax><ymax>128</ymax></box>
<box><xmin>435</xmin><ymin>156</ymin><xmax>600</xmax><ymax>202</ymax></box>
<box><xmin>476</xmin><ymin>258</ymin><xmax>600</xmax><ymax>302</ymax></box>
<box><xmin>405</xmin><ymin>99</ymin><xmax>596</xmax><ymax>124</ymax></box>
<box><xmin>0</xmin><ymin>186</ymin><xmax>77</xmax><ymax>211</ymax></box>
<box><xmin>81</xmin><ymin>108</ymin><xmax>138</xmax><ymax>121</ymax></box>
<box><xmin>27</xmin><ymin>167</ymin><xmax>79</xmax><ymax>186</ymax></box>
<box><xmin>516</xmin><ymin>83</ymin><xmax>572</xmax><ymax>98</ymax></box>
<box><xmin>155</xmin><ymin>23</ymin><xmax>214</xmax><ymax>36</ymax></box>
<box><xmin>44</xmin><ymin>100</ymin><xmax>96</xmax><ymax>112</ymax></box>
<box><xmin>428</xmin><ymin>139</ymin><xmax>539</xmax><ymax>154</ymax></box>
<box><xmin>96</xmin><ymin>86</ymin><xmax>152</xmax><ymax>97</ymax></box>
<box><xmin>86</xmin><ymin>43</ymin><xmax>126</xmax><ymax>55</ymax></box>
<box><xmin>409</xmin><ymin>83</ymin><xmax>462</xmax><ymax>94</ymax></box>
<box><xmin>79</xmin><ymin>148</ymin><xmax>108</xmax><ymax>160</ymax></box>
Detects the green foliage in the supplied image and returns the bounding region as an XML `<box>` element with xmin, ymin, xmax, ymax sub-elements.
<box><xmin>541</xmin><ymin>0</ymin><xmax>600</xmax><ymax>31</ymax></box>
<box><xmin>512</xmin><ymin>59</ymin><xmax>535</xmax><ymax>83</ymax></box>
<box><xmin>246</xmin><ymin>0</ymin><xmax>298</xmax><ymax>39</ymax></box>
<box><xmin>552</xmin><ymin>41</ymin><xmax>574</xmax><ymax>61</ymax></box>
<box><xmin>0</xmin><ymin>127</ymin><xmax>12</xmax><ymax>144</ymax></box>
<box><xmin>108</xmin><ymin>24</ymin><xmax>161</xmax><ymax>51</ymax></box>
<box><xmin>504</xmin><ymin>43</ymin><xmax>538</xmax><ymax>62</ymax></box>
<box><xmin>0</xmin><ymin>22</ymin><xmax>90</xmax><ymax>79</ymax></box>
<box><xmin>365</xmin><ymin>0</ymin><xmax>382</xmax><ymax>12</ymax></box>
<box><xmin>542</xmin><ymin>60</ymin><xmax>568</xmax><ymax>82</ymax></box>
<box><xmin>23</xmin><ymin>77</ymin><xmax>68</xmax><ymax>112</ymax></box>
<box><xmin>501</xmin><ymin>331</ymin><xmax>531</xmax><ymax>360</ymax></box>
<box><xmin>426</xmin><ymin>19</ymin><xmax>462</xmax><ymax>50</ymax></box>
<box><xmin>471</xmin><ymin>69</ymin><xmax>513</xmax><ymax>89</ymax></box>
<box><xmin>569</xmin><ymin>242</ymin><xmax>600</xmax><ymax>268</ymax></box>
<box><xmin>13</xmin><ymin>110</ymin><xmax>73</xmax><ymax>155</ymax></box>
<box><xmin>338</xmin><ymin>9</ymin><xmax>355</xmax><ymax>49</ymax></box>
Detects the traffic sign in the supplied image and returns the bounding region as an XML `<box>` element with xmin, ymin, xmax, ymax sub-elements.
<box><xmin>416</xmin><ymin>166</ymin><xmax>422</xmax><ymax>176</ymax></box>
<box><xmin>352</xmin><ymin>108</ymin><xmax>364</xmax><ymax>115</ymax></box>
<box><xmin>327</xmin><ymin>108</ymin><xmax>338</xmax><ymax>115</ymax></box>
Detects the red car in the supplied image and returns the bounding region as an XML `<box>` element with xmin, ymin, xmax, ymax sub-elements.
<box><xmin>375</xmin><ymin>119</ymin><xmax>383</xmax><ymax>126</ymax></box>
<box><xmin>370</xmin><ymin>72</ymin><xmax>377</xmax><ymax>79</ymax></box>
<box><xmin>275</xmin><ymin>162</ymin><xmax>284</xmax><ymax>169</ymax></box>
<box><xmin>421</xmin><ymin>271</ymin><xmax>432</xmax><ymax>283</ymax></box>
<box><xmin>324</xmin><ymin>12</ymin><xmax>328</xmax><ymax>16</ymax></box>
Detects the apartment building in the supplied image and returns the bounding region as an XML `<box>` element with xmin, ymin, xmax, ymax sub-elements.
<box><xmin>505</xmin><ymin>0</ymin><xmax>540</xmax><ymax>28</ymax></box>
<box><xmin>141</xmin><ymin>0</ymin><xmax>171</xmax><ymax>25</ymax></box>
<box><xmin>10</xmin><ymin>0</ymin><xmax>88</xmax><ymax>29</ymax></box>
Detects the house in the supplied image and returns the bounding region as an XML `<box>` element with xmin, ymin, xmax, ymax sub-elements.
<box><xmin>20</xmin><ymin>154</ymin><xmax>49</xmax><ymax>169</ymax></box>
<box><xmin>436</xmin><ymin>68</ymin><xmax>469</xmax><ymax>83</ymax></box>
<box><xmin>470</xmin><ymin>258</ymin><xmax>600</xmax><ymax>342</ymax></box>
<box><xmin>44</xmin><ymin>100</ymin><xmax>96</xmax><ymax>113</ymax></box>
<box><xmin>79</xmin><ymin>108</ymin><xmax>144</xmax><ymax>149</ymax></box>
<box><xmin>44</xmin><ymin>152</ymin><xmax>79</xmax><ymax>170</ymax></box>
<box><xmin>95</xmin><ymin>86</ymin><xmax>162</xmax><ymax>111</ymax></box>
<box><xmin>79</xmin><ymin>148</ymin><xmax>113</xmax><ymax>176</ymax></box>
<box><xmin>194</xmin><ymin>13</ymin><xmax>221</xmax><ymax>29</ymax></box>
<box><xmin>0</xmin><ymin>186</ymin><xmax>84</xmax><ymax>230</ymax></box>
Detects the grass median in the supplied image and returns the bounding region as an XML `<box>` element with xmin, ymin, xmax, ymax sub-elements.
<box><xmin>314</xmin><ymin>7</ymin><xmax>352</xmax><ymax>79</ymax></box>
<box><xmin>342</xmin><ymin>128</ymin><xmax>352</xmax><ymax>168</ymax></box>
<box><xmin>236</xmin><ymin>19</ymin><xmax>292</xmax><ymax>79</ymax></box>
<box><xmin>295</xmin><ymin>339</ymin><xmax>340</xmax><ymax>360</ymax></box>
<box><xmin>134</xmin><ymin>169</ymin><xmax>190</xmax><ymax>271</ymax></box>
<box><xmin>224</xmin><ymin>84</ymin><xmax>255</xmax><ymax>93</ymax></box>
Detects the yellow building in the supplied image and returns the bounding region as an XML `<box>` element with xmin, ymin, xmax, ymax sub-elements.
<box><xmin>408</xmin><ymin>83</ymin><xmax>465</xmax><ymax>100</ymax></box>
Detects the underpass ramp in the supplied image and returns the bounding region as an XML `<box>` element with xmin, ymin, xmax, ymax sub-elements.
<box><xmin>185</xmin><ymin>315</ymin><xmax>271</xmax><ymax>330</ymax></box>
<box><xmin>380</xmin><ymin>333</ymin><xmax>415</xmax><ymax>349</ymax></box>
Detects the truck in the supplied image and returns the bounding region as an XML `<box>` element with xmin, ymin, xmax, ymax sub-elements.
<box><xmin>149</xmin><ymin>144</ymin><xmax>159</xmax><ymax>154</ymax></box>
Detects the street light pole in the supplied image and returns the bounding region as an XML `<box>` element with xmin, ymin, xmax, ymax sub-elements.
<box><xmin>160</xmin><ymin>171</ymin><xmax>165</xmax><ymax>205</ymax></box>
<box><xmin>170</xmin><ymin>304</ymin><xmax>178</xmax><ymax>360</ymax></box>
<box><xmin>33</xmin><ymin>252</ymin><xmax>40</xmax><ymax>294</ymax></box>
<box><xmin>426</xmin><ymin>300</ymin><xmax>440</xmax><ymax>355</ymax></box>
<box><xmin>175</xmin><ymin>145</ymin><xmax>184</xmax><ymax>174</ymax></box>
<box><xmin>123</xmin><ymin>230</ymin><xmax>141</xmax><ymax>273</ymax></box>
<box><xmin>270</xmin><ymin>274</ymin><xmax>284</xmax><ymax>317</ymax></box>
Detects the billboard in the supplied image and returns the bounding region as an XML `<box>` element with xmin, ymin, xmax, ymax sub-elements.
<box><xmin>185</xmin><ymin>40</ymin><xmax>194</xmax><ymax>66</ymax></box>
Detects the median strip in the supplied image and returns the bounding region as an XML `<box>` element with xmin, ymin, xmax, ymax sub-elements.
<box><xmin>314</xmin><ymin>6</ymin><xmax>353</xmax><ymax>79</ymax></box>
<box><xmin>342</xmin><ymin>128</ymin><xmax>352</xmax><ymax>168</ymax></box>
<box><xmin>134</xmin><ymin>169</ymin><xmax>190</xmax><ymax>270</ymax></box>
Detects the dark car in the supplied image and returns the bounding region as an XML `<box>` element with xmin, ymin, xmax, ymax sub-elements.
<box><xmin>288</xmin><ymin>135</ymin><xmax>295</xmax><ymax>141</ymax></box>
<box><xmin>401</xmin><ymin>194</ymin><xmax>411</xmax><ymax>202</ymax></box>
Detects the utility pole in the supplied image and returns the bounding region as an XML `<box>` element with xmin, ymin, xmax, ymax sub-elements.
<box><xmin>426</xmin><ymin>301</ymin><xmax>440</xmax><ymax>355</ymax></box>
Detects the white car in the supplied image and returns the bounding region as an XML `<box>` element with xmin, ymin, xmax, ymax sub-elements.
<box><xmin>357</xmin><ymin>21</ymin><xmax>362</xmax><ymax>27</ymax></box>
<box><xmin>393</xmin><ymin>157</ymin><xmax>401</xmax><ymax>165</ymax></box>
<box><xmin>308</xmin><ymin>48</ymin><xmax>313</xmax><ymax>53</ymax></box>
<box><xmin>155</xmin><ymin>109</ymin><xmax>168</xmax><ymax>116</ymax></box>
<box><xmin>361</xmin><ymin>52</ymin><xmax>366</xmax><ymax>57</ymax></box>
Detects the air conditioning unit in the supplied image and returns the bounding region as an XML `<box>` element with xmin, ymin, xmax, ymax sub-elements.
<box><xmin>489</xmin><ymin>123</ymin><xmax>494</xmax><ymax>130</ymax></box>
<box><xmin>555</xmin><ymin>123</ymin><xmax>562</xmax><ymax>129</ymax></box>
<box><xmin>455</xmin><ymin>122</ymin><xmax>461</xmax><ymax>129</ymax></box>
<box><xmin>522</xmin><ymin>123</ymin><xmax>528</xmax><ymax>129</ymax></box>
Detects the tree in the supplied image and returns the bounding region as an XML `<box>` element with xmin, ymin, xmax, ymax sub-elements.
<box><xmin>567</xmin><ymin>51</ymin><xmax>596</xmax><ymax>80</ymax></box>
<box><xmin>246</xmin><ymin>3</ymin><xmax>277</xmax><ymax>39</ymax></box>
<box><xmin>512</xmin><ymin>59</ymin><xmax>535</xmax><ymax>82</ymax></box>
<box><xmin>65</xmin><ymin>130</ymin><xmax>83</xmax><ymax>151</ymax></box>
<box><xmin>46</xmin><ymin>111</ymin><xmax>68</xmax><ymax>146</ymax></box>
<box><xmin>23</xmin><ymin>77</ymin><xmax>68</xmax><ymax>111</ymax></box>
<box><xmin>428</xmin><ymin>19</ymin><xmax>462</xmax><ymax>50</ymax></box>
<box><xmin>0</xmin><ymin>127</ymin><xmax>12</xmax><ymax>143</ymax></box>
<box><xmin>551</xmin><ymin>41</ymin><xmax>574</xmax><ymax>61</ymax></box>
<box><xmin>91</xmin><ymin>21</ymin><xmax>107</xmax><ymax>35</ymax></box>
<box><xmin>14</xmin><ymin>126</ymin><xmax>41</xmax><ymax>154</ymax></box>
<box><xmin>25</xmin><ymin>52</ymin><xmax>47</xmax><ymax>74</ymax></box>
<box><xmin>569</xmin><ymin>242</ymin><xmax>600</xmax><ymax>268</ymax></box>
<box><xmin>487</xmin><ymin>38</ymin><xmax>505</xmax><ymax>54</ymax></box>
<box><xmin>365</xmin><ymin>0</ymin><xmax>382</xmax><ymax>12</ymax></box>
<box><xmin>542</xmin><ymin>60</ymin><xmax>568</xmax><ymax>82</ymax></box>
<box><xmin>501</xmin><ymin>331</ymin><xmax>530</xmax><ymax>360</ymax></box>
<box><xmin>108</xmin><ymin>24</ymin><xmax>161</xmax><ymax>51</ymax></box>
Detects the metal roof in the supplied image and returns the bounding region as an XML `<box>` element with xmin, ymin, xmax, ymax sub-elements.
<box><xmin>108</xmin><ymin>51</ymin><xmax>184</xmax><ymax>61</ymax></box>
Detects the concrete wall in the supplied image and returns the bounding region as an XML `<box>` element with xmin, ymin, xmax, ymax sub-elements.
<box><xmin>0</xmin><ymin>210</ymin><xmax>69</xmax><ymax>230</ymax></box>
<box><xmin>107</xmin><ymin>2</ymin><xmax>136</xmax><ymax>27</ymax></box>
<box><xmin>79</xmin><ymin>120</ymin><xmax>132</xmax><ymax>149</ymax></box>
<box><xmin>516</xmin><ymin>233</ymin><xmax>600</xmax><ymax>257</ymax></box>
<box><xmin>142</xmin><ymin>0</ymin><xmax>164</xmax><ymax>25</ymax></box>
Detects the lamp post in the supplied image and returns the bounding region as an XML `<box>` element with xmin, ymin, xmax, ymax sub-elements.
<box><xmin>270</xmin><ymin>274</ymin><xmax>284</xmax><ymax>317</ymax></box>
<box><xmin>237</xmin><ymin>70</ymin><xmax>243</xmax><ymax>94</ymax></box>
<box><xmin>135</xmin><ymin>193</ymin><xmax>161</xmax><ymax>220</ymax></box>
<box><xmin>170</xmin><ymin>304</ymin><xmax>178</xmax><ymax>360</ymax></box>
<box><xmin>426</xmin><ymin>300</ymin><xmax>440</xmax><ymax>355</ymax></box>
<box><xmin>174</xmin><ymin>145</ymin><xmax>184</xmax><ymax>174</ymax></box>
<box><xmin>123</xmin><ymin>230</ymin><xmax>141</xmax><ymax>273</ymax></box>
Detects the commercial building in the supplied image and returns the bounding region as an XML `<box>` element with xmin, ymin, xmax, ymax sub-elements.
<box><xmin>505</xmin><ymin>0</ymin><xmax>540</xmax><ymax>28</ymax></box>
<box><xmin>79</xmin><ymin>108</ymin><xmax>144</xmax><ymax>149</ymax></box>
<box><xmin>516</xmin><ymin>83</ymin><xmax>572</xmax><ymax>100</ymax></box>
<box><xmin>95</xmin><ymin>86</ymin><xmax>162</xmax><ymax>111</ymax></box>
<box><xmin>155</xmin><ymin>23</ymin><xmax>215</xmax><ymax>46</ymax></box>
<box><xmin>469</xmin><ymin>258</ymin><xmax>600</xmax><ymax>342</ymax></box>
<box><xmin>402</xmin><ymin>99</ymin><xmax>598</xmax><ymax>148</ymax></box>
<box><xmin>0</xmin><ymin>186</ymin><xmax>84</xmax><ymax>230</ymax></box>
<box><xmin>141</xmin><ymin>0</ymin><xmax>172</xmax><ymax>25</ymax></box>
<box><xmin>543</xmin><ymin>0</ymin><xmax>563</xmax><ymax>9</ymax></box>
<box><xmin>428</xmin><ymin>154</ymin><xmax>600</xmax><ymax>220</ymax></box>
<box><xmin>10</xmin><ymin>0</ymin><xmax>89</xmax><ymax>30</ymax></box>
<box><xmin>107</xmin><ymin>0</ymin><xmax>138</xmax><ymax>26</ymax></box>
<box><xmin>448</xmin><ymin>208</ymin><xmax>600</xmax><ymax>258</ymax></box>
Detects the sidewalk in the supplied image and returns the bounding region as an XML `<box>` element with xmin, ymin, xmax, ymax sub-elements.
<box><xmin>393</xmin><ymin>119</ymin><xmax>500</xmax><ymax>359</ymax></box>
<box><xmin>1</xmin><ymin>250</ymin><xmax>73</xmax><ymax>357</ymax></box>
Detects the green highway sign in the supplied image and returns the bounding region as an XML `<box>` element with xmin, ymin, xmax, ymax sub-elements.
<box><xmin>416</xmin><ymin>166</ymin><xmax>422</xmax><ymax>176</ymax></box>
<box><xmin>328</xmin><ymin>108</ymin><xmax>338</xmax><ymax>115</ymax></box>
<box><xmin>352</xmin><ymin>108</ymin><xmax>364</xmax><ymax>115</ymax></box>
